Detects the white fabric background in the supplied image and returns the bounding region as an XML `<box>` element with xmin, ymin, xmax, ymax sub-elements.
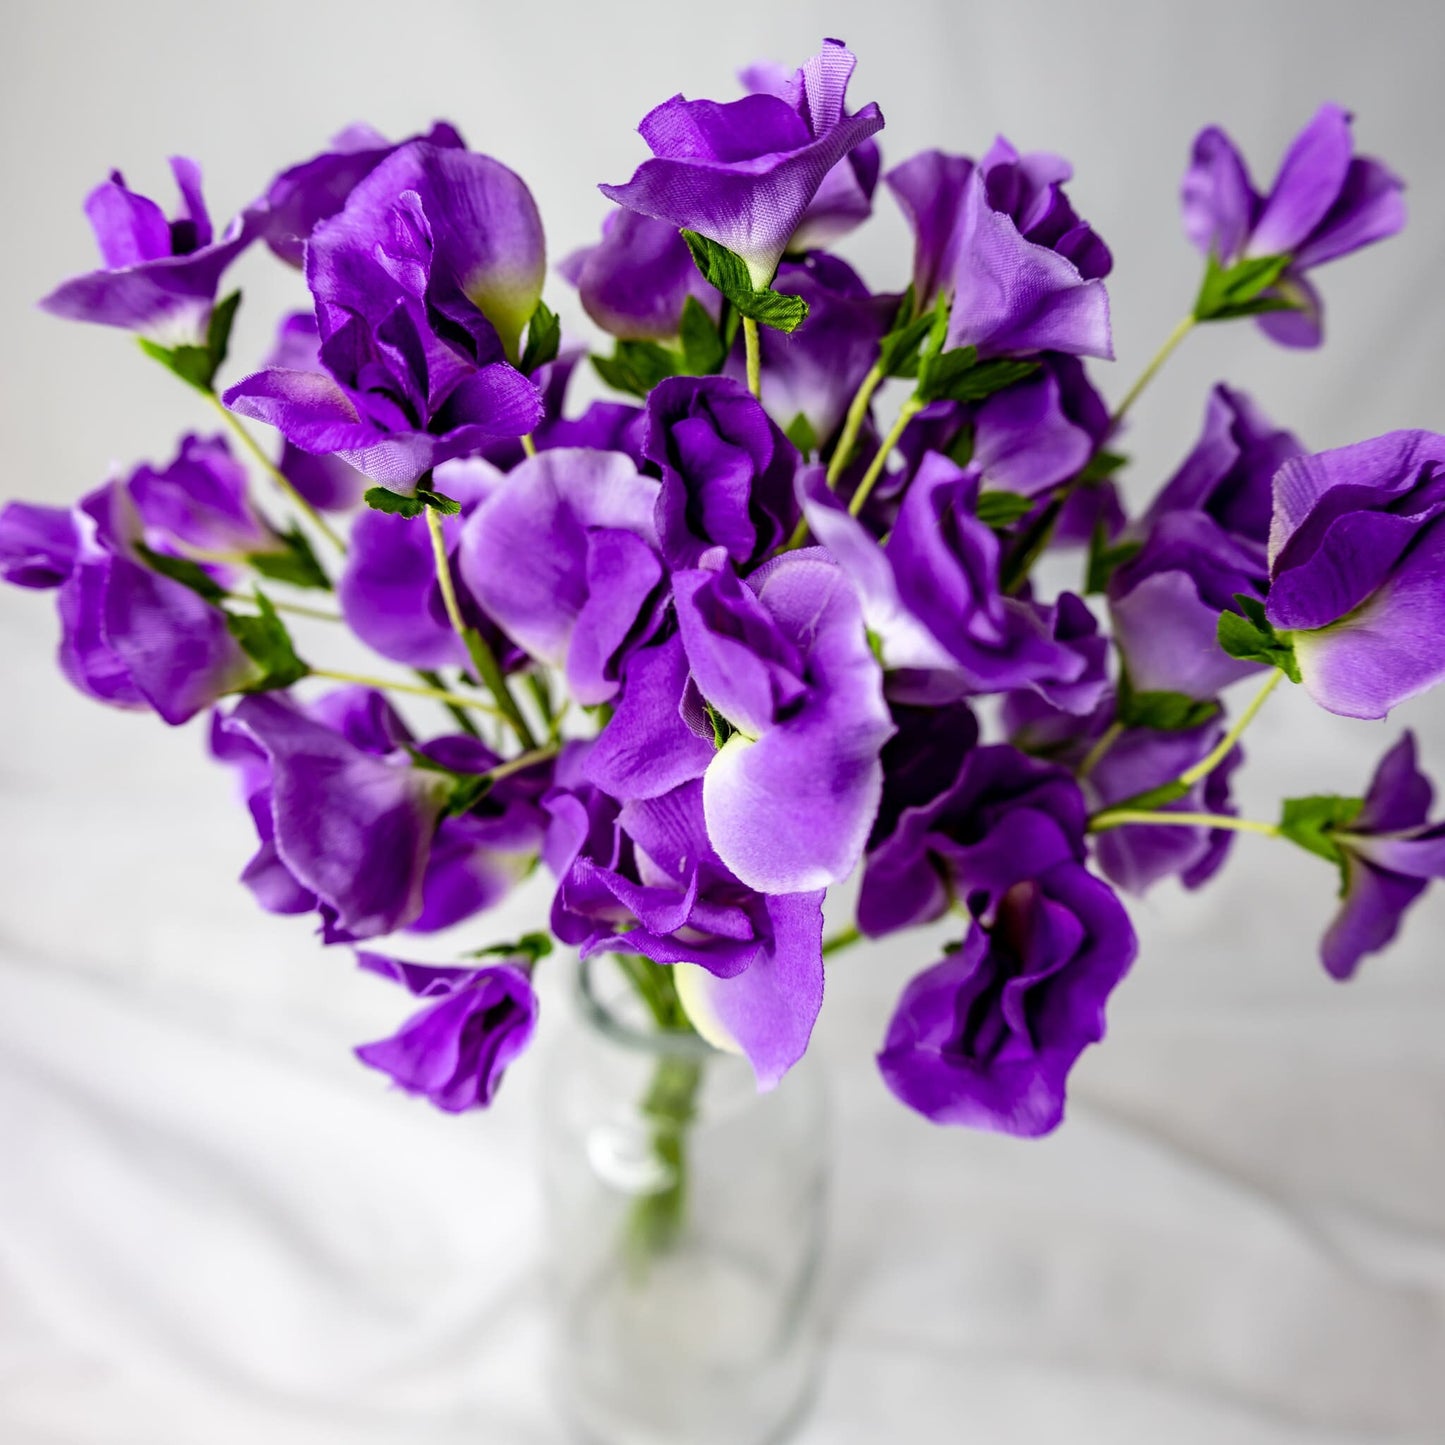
<box><xmin>2</xmin><ymin>1</ymin><xmax>1444</xmax><ymax>1439</ymax></box>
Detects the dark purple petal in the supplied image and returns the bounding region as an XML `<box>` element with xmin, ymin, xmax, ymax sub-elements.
<box><xmin>0</xmin><ymin>502</ymin><xmax>77</xmax><ymax>588</ymax></box>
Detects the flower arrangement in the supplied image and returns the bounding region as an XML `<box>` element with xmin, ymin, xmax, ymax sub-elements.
<box><xmin>5</xmin><ymin>37</ymin><xmax>1441</xmax><ymax>1149</ymax></box>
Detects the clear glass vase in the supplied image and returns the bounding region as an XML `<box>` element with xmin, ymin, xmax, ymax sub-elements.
<box><xmin>540</xmin><ymin>955</ymin><xmax>829</xmax><ymax>1445</ymax></box>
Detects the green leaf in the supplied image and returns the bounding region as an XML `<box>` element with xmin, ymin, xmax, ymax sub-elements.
<box><xmin>519</xmin><ymin>297</ymin><xmax>561</xmax><ymax>374</ymax></box>
<box><xmin>417</xmin><ymin>486</ymin><xmax>461</xmax><ymax>515</ymax></box>
<box><xmin>784</xmin><ymin>411</ymin><xmax>819</xmax><ymax>457</ymax></box>
<box><xmin>1117</xmin><ymin>679</ymin><xmax>1222</xmax><ymax>732</ymax></box>
<box><xmin>877</xmin><ymin>303</ymin><xmax>937</xmax><ymax>379</ymax></box>
<box><xmin>363</xmin><ymin>487</ymin><xmax>426</xmax><ymax>518</ymax></box>
<box><xmin>679</xmin><ymin>230</ymin><xmax>809</xmax><ymax>334</ymax></box>
<box><xmin>1085</xmin><ymin>522</ymin><xmax>1142</xmax><ymax>595</ymax></box>
<box><xmin>225</xmin><ymin>592</ymin><xmax>309</xmax><ymax>692</ymax></box>
<box><xmin>592</xmin><ymin>339</ymin><xmax>681</xmax><ymax>399</ymax></box>
<box><xmin>1193</xmin><ymin>253</ymin><xmax>1296</xmax><ymax>323</ymax></box>
<box><xmin>1078</xmin><ymin>448</ymin><xmax>1129</xmax><ymax>484</ymax></box>
<box><xmin>1217</xmin><ymin>594</ymin><xmax>1301</xmax><ymax>683</ymax></box>
<box><xmin>1278</xmin><ymin>794</ymin><xmax>1365</xmax><ymax>866</ymax></box>
<box><xmin>134</xmin><ymin>543</ymin><xmax>228</xmax><ymax>603</ymax></box>
<box><xmin>975</xmin><ymin>490</ymin><xmax>1036</xmax><ymax>529</ymax></box>
<box><xmin>916</xmin><ymin>346</ymin><xmax>1039</xmax><ymax>405</ymax></box>
<box><xmin>465</xmin><ymin>931</ymin><xmax>555</xmax><ymax>965</ymax></box>
<box><xmin>678</xmin><ymin>294</ymin><xmax>728</xmax><ymax>374</ymax></box>
<box><xmin>248</xmin><ymin>526</ymin><xmax>331</xmax><ymax>591</ymax></box>
<box><xmin>136</xmin><ymin>289</ymin><xmax>241</xmax><ymax>392</ymax></box>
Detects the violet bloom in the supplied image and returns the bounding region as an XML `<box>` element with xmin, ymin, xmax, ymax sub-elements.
<box><xmin>257</xmin><ymin>121</ymin><xmax>465</xmax><ymax>266</ymax></box>
<box><xmin>225</xmin><ymin>142</ymin><xmax>545</xmax><ymax>490</ymax></box>
<box><xmin>1109</xmin><ymin>510</ymin><xmax>1268</xmax><ymax>700</ymax></box>
<box><xmin>40</xmin><ymin>157</ymin><xmax>253</xmax><ymax>343</ymax></box>
<box><xmin>354</xmin><ymin>951</ymin><xmax>537</xmax><ymax>1111</ymax></box>
<box><xmin>1266</xmin><ymin>431</ymin><xmax>1445</xmax><ymax>719</ymax></box>
<box><xmin>644</xmin><ymin>376</ymin><xmax>799</xmax><ymax>570</ymax></box>
<box><xmin>545</xmin><ymin>773</ymin><xmax>823</xmax><ymax>1089</ymax></box>
<box><xmin>721</xmin><ymin>253</ymin><xmax>895</xmax><ymax>450</ymax></box>
<box><xmin>600</xmin><ymin>39</ymin><xmax>884</xmax><ymax>289</ymax></box>
<box><xmin>860</xmin><ymin>742</ymin><xmax>1088</xmax><ymax>937</ymax></box>
<box><xmin>887</xmin><ymin>140</ymin><xmax>1112</xmax><ymax>359</ymax></box>
<box><xmin>877</xmin><ymin>862</ymin><xmax>1136</xmax><ymax>1135</ymax></box>
<box><xmin>0</xmin><ymin>502</ymin><xmax>77</xmax><ymax>588</ymax></box>
<box><xmin>1146</xmin><ymin>383</ymin><xmax>1304</xmax><ymax>561</ymax></box>
<box><xmin>1182</xmin><ymin>104</ymin><xmax>1405</xmax><ymax>346</ymax></box>
<box><xmin>458</xmin><ymin>447</ymin><xmax>665</xmax><ymax>705</ymax></box>
<box><xmin>1319</xmin><ymin>733</ymin><xmax>1445</xmax><ymax>980</ymax></box>
<box><xmin>560</xmin><ymin>211</ymin><xmax>719</xmax><ymax>341</ymax></box>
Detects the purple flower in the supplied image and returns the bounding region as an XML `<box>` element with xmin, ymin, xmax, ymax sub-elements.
<box><xmin>877</xmin><ymin>862</ymin><xmax>1136</xmax><ymax>1135</ymax></box>
<box><xmin>1146</xmin><ymin>384</ymin><xmax>1304</xmax><ymax>560</ymax></box>
<box><xmin>256</xmin><ymin>120</ymin><xmax>465</xmax><ymax>266</ymax></box>
<box><xmin>225</xmin><ymin>142</ymin><xmax>545</xmax><ymax>490</ymax></box>
<box><xmin>721</xmin><ymin>253</ymin><xmax>895</xmax><ymax>449</ymax></box>
<box><xmin>544</xmin><ymin>772</ymin><xmax>823</xmax><ymax>1088</ymax></box>
<box><xmin>458</xmin><ymin>448</ymin><xmax>665</xmax><ymax>705</ymax></box>
<box><xmin>1182</xmin><ymin>104</ymin><xmax>1405</xmax><ymax>346</ymax></box>
<box><xmin>1266</xmin><ymin>431</ymin><xmax>1445</xmax><ymax>719</ymax></box>
<box><xmin>0</xmin><ymin>503</ymin><xmax>78</xmax><ymax>588</ymax></box>
<box><xmin>600</xmin><ymin>39</ymin><xmax>884</xmax><ymax>288</ymax></box>
<box><xmin>1318</xmin><ymin>733</ymin><xmax>1445</xmax><ymax>980</ymax></box>
<box><xmin>39</xmin><ymin>157</ymin><xmax>254</xmax><ymax>342</ymax></box>
<box><xmin>860</xmin><ymin>742</ymin><xmax>1088</xmax><ymax>937</ymax></box>
<box><xmin>644</xmin><ymin>376</ymin><xmax>799</xmax><ymax>570</ymax></box>
<box><xmin>1109</xmin><ymin>511</ymin><xmax>1267</xmax><ymax>700</ymax></box>
<box><xmin>887</xmin><ymin>140</ymin><xmax>1112</xmax><ymax>359</ymax></box>
<box><xmin>354</xmin><ymin>952</ymin><xmax>537</xmax><ymax>1111</ymax></box>
<box><xmin>560</xmin><ymin>210</ymin><xmax>719</xmax><ymax>341</ymax></box>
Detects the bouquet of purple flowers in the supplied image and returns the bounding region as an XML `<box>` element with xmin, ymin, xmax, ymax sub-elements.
<box><xmin>6</xmin><ymin>37</ymin><xmax>1442</xmax><ymax>1146</ymax></box>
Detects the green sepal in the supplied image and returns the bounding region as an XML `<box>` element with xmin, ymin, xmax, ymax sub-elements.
<box><xmin>1085</xmin><ymin>521</ymin><xmax>1142</xmax><ymax>595</ymax></box>
<box><xmin>248</xmin><ymin>526</ymin><xmax>331</xmax><ymax>591</ymax></box>
<box><xmin>1278</xmin><ymin>794</ymin><xmax>1365</xmax><ymax>867</ymax></box>
<box><xmin>225</xmin><ymin>592</ymin><xmax>309</xmax><ymax>692</ymax></box>
<box><xmin>519</xmin><ymin>297</ymin><xmax>561</xmax><ymax>375</ymax></box>
<box><xmin>784</xmin><ymin>411</ymin><xmax>819</xmax><ymax>457</ymax></box>
<box><xmin>679</xmin><ymin>230</ymin><xmax>808</xmax><ymax>333</ymax></box>
<box><xmin>945</xmin><ymin>423</ymin><xmax>976</xmax><ymax>468</ymax></box>
<box><xmin>1116</xmin><ymin>673</ymin><xmax>1221</xmax><ymax>732</ymax></box>
<box><xmin>1192</xmin><ymin>253</ymin><xmax>1298</xmax><ymax>323</ymax></box>
<box><xmin>362</xmin><ymin>485</ymin><xmax>461</xmax><ymax>518</ymax></box>
<box><xmin>1217</xmin><ymin>594</ymin><xmax>1301</xmax><ymax>682</ymax></box>
<box><xmin>703</xmin><ymin>701</ymin><xmax>736</xmax><ymax>750</ymax></box>
<box><xmin>975</xmin><ymin>490</ymin><xmax>1036</xmax><ymax>530</ymax></box>
<box><xmin>137</xmin><ymin>289</ymin><xmax>241</xmax><ymax>393</ymax></box>
<box><xmin>678</xmin><ymin>295</ymin><xmax>728</xmax><ymax>374</ymax></box>
<box><xmin>464</xmin><ymin>931</ymin><xmax>554</xmax><ymax>966</ymax></box>
<box><xmin>135</xmin><ymin>543</ymin><xmax>228</xmax><ymax>603</ymax></box>
<box><xmin>404</xmin><ymin>747</ymin><xmax>499</xmax><ymax>817</ymax></box>
<box><xmin>916</xmin><ymin>345</ymin><xmax>1039</xmax><ymax>405</ymax></box>
<box><xmin>592</xmin><ymin>340</ymin><xmax>681</xmax><ymax>399</ymax></box>
<box><xmin>877</xmin><ymin>288</ymin><xmax>940</xmax><ymax>379</ymax></box>
<box><xmin>1077</xmin><ymin>449</ymin><xmax>1129</xmax><ymax>484</ymax></box>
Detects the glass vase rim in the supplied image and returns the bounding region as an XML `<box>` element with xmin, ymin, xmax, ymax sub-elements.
<box><xmin>575</xmin><ymin>951</ymin><xmax>722</xmax><ymax>1062</ymax></box>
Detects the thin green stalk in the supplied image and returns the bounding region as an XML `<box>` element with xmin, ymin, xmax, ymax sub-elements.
<box><xmin>1089</xmin><ymin>808</ymin><xmax>1280</xmax><ymax>837</ymax></box>
<box><xmin>849</xmin><ymin>397</ymin><xmax>924</xmax><ymax>518</ymax></box>
<box><xmin>1109</xmin><ymin>315</ymin><xmax>1196</xmax><ymax>433</ymax></box>
<box><xmin>424</xmin><ymin>508</ymin><xmax>538</xmax><ymax>749</ymax></box>
<box><xmin>260</xmin><ymin>597</ymin><xmax>342</xmax><ymax>623</ymax></box>
<box><xmin>520</xmin><ymin>434</ymin><xmax>538</xmax><ymax>458</ymax></box>
<box><xmin>414</xmin><ymin>668</ymin><xmax>481</xmax><ymax>738</ymax></box>
<box><xmin>743</xmin><ymin>316</ymin><xmax>762</xmax><ymax>399</ymax></box>
<box><xmin>1076</xmin><ymin>721</ymin><xmax>1125</xmax><ymax>780</ymax></box>
<box><xmin>1178</xmin><ymin>669</ymin><xmax>1284</xmax><ymax>788</ymax></box>
<box><xmin>826</xmin><ymin>362</ymin><xmax>885</xmax><ymax>486</ymax></box>
<box><xmin>310</xmin><ymin>667</ymin><xmax>501</xmax><ymax>715</ymax></box>
<box><xmin>206</xmin><ymin>392</ymin><xmax>347</xmax><ymax>553</ymax></box>
<box><xmin>822</xmin><ymin>924</ymin><xmax>862</xmax><ymax>958</ymax></box>
<box><xmin>483</xmin><ymin>741</ymin><xmax>561</xmax><ymax>785</ymax></box>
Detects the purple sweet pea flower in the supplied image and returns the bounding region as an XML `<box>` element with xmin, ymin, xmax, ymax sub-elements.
<box><xmin>644</xmin><ymin>375</ymin><xmax>799</xmax><ymax>570</ymax></box>
<box><xmin>721</xmin><ymin>253</ymin><xmax>895</xmax><ymax>450</ymax></box>
<box><xmin>256</xmin><ymin>121</ymin><xmax>465</xmax><ymax>266</ymax></box>
<box><xmin>1266</xmin><ymin>431</ymin><xmax>1445</xmax><ymax>719</ymax></box>
<box><xmin>1146</xmin><ymin>384</ymin><xmax>1304</xmax><ymax>561</ymax></box>
<box><xmin>560</xmin><ymin>210</ymin><xmax>719</xmax><ymax>341</ymax></box>
<box><xmin>877</xmin><ymin>861</ymin><xmax>1136</xmax><ymax>1135</ymax></box>
<box><xmin>1182</xmin><ymin>104</ymin><xmax>1405</xmax><ymax>346</ymax></box>
<box><xmin>1318</xmin><ymin>733</ymin><xmax>1445</xmax><ymax>980</ymax></box>
<box><xmin>39</xmin><ymin>157</ymin><xmax>254</xmax><ymax>343</ymax></box>
<box><xmin>354</xmin><ymin>951</ymin><xmax>537</xmax><ymax>1111</ymax></box>
<box><xmin>1109</xmin><ymin>510</ymin><xmax>1268</xmax><ymax>700</ymax></box>
<box><xmin>544</xmin><ymin>772</ymin><xmax>824</xmax><ymax>1089</ymax></box>
<box><xmin>225</xmin><ymin>142</ymin><xmax>545</xmax><ymax>490</ymax></box>
<box><xmin>600</xmin><ymin>39</ymin><xmax>884</xmax><ymax>289</ymax></box>
<box><xmin>860</xmin><ymin>741</ymin><xmax>1088</xmax><ymax>937</ymax></box>
<box><xmin>887</xmin><ymin>140</ymin><xmax>1112</xmax><ymax>359</ymax></box>
<box><xmin>458</xmin><ymin>447</ymin><xmax>665</xmax><ymax>705</ymax></box>
<box><xmin>0</xmin><ymin>503</ymin><xmax>78</xmax><ymax>588</ymax></box>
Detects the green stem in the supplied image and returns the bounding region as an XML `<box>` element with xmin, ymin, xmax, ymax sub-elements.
<box><xmin>1109</xmin><ymin>314</ymin><xmax>1196</xmax><ymax>433</ymax></box>
<box><xmin>1077</xmin><ymin>721</ymin><xmax>1125</xmax><ymax>780</ymax></box>
<box><xmin>743</xmin><ymin>316</ymin><xmax>762</xmax><ymax>399</ymax></box>
<box><xmin>206</xmin><ymin>392</ymin><xmax>347</xmax><ymax>554</ymax></box>
<box><xmin>483</xmin><ymin>741</ymin><xmax>562</xmax><ymax>785</ymax></box>
<box><xmin>822</xmin><ymin>923</ymin><xmax>862</xmax><ymax>958</ymax></box>
<box><xmin>849</xmin><ymin>397</ymin><xmax>923</xmax><ymax>518</ymax></box>
<box><xmin>826</xmin><ymin>363</ymin><xmax>885</xmax><ymax>486</ymax></box>
<box><xmin>414</xmin><ymin>668</ymin><xmax>481</xmax><ymax>738</ymax></box>
<box><xmin>520</xmin><ymin>433</ymin><xmax>538</xmax><ymax>458</ymax></box>
<box><xmin>1089</xmin><ymin>809</ymin><xmax>1280</xmax><ymax>837</ymax></box>
<box><xmin>1178</xmin><ymin>668</ymin><xmax>1284</xmax><ymax>788</ymax></box>
<box><xmin>262</xmin><ymin>597</ymin><xmax>342</xmax><ymax>623</ymax></box>
<box><xmin>424</xmin><ymin>508</ymin><xmax>538</xmax><ymax>749</ymax></box>
<box><xmin>309</xmin><ymin>667</ymin><xmax>502</xmax><ymax>715</ymax></box>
